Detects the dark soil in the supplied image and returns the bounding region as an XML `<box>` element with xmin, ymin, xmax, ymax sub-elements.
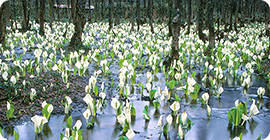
<box><xmin>0</xmin><ymin>71</ymin><xmax>88</xmax><ymax>126</ymax></box>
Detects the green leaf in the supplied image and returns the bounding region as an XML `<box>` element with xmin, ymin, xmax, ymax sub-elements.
<box><xmin>14</xmin><ymin>130</ymin><xmax>19</xmax><ymax>140</ymax></box>
<box><xmin>175</xmin><ymin>94</ymin><xmax>180</xmax><ymax>101</ymax></box>
<box><xmin>143</xmin><ymin>105</ymin><xmax>149</xmax><ymax>115</ymax></box>
<box><xmin>66</xmin><ymin>116</ymin><xmax>73</xmax><ymax>129</ymax></box>
<box><xmin>118</xmin><ymin>136</ymin><xmax>129</xmax><ymax>140</ymax></box>
<box><xmin>163</xmin><ymin>122</ymin><xmax>169</xmax><ymax>134</ymax></box>
<box><xmin>168</xmin><ymin>80</ymin><xmax>176</xmax><ymax>90</ymax></box>
<box><xmin>153</xmin><ymin>100</ymin><xmax>160</xmax><ymax>110</ymax></box>
<box><xmin>94</xmin><ymin>85</ymin><xmax>98</xmax><ymax>96</ymax></box>
<box><xmin>123</xmin><ymin>119</ymin><xmax>130</xmax><ymax>133</ymax></box>
<box><xmin>131</xmin><ymin>103</ymin><xmax>136</xmax><ymax>116</ymax></box>
<box><xmin>257</xmin><ymin>133</ymin><xmax>262</xmax><ymax>140</ymax></box>
<box><xmin>227</xmin><ymin>111</ymin><xmax>232</xmax><ymax>125</ymax></box>
<box><xmin>150</xmin><ymin>89</ymin><xmax>157</xmax><ymax>101</ymax></box>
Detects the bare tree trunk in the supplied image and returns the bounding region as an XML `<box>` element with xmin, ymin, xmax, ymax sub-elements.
<box><xmin>136</xmin><ymin>0</ymin><xmax>140</xmax><ymax>31</ymax></box>
<box><xmin>168</xmin><ymin>0</ymin><xmax>172</xmax><ymax>37</ymax></box>
<box><xmin>0</xmin><ymin>1</ymin><xmax>8</xmax><ymax>45</ymax></box>
<box><xmin>101</xmin><ymin>0</ymin><xmax>104</xmax><ymax>20</ymax></box>
<box><xmin>49</xmin><ymin>0</ymin><xmax>53</xmax><ymax>28</ymax></box>
<box><xmin>94</xmin><ymin>0</ymin><xmax>98</xmax><ymax>22</ymax></box>
<box><xmin>109</xmin><ymin>0</ymin><xmax>113</xmax><ymax>30</ymax></box>
<box><xmin>148</xmin><ymin>0</ymin><xmax>154</xmax><ymax>33</ymax></box>
<box><xmin>197</xmin><ymin>0</ymin><xmax>206</xmax><ymax>42</ymax></box>
<box><xmin>70</xmin><ymin>0</ymin><xmax>86</xmax><ymax>48</ymax></box>
<box><xmin>234</xmin><ymin>0</ymin><xmax>239</xmax><ymax>33</ymax></box>
<box><xmin>207</xmin><ymin>0</ymin><xmax>215</xmax><ymax>55</ymax></box>
<box><xmin>240</xmin><ymin>0</ymin><xmax>245</xmax><ymax>27</ymax></box>
<box><xmin>22</xmin><ymin>0</ymin><xmax>30</xmax><ymax>32</ymax></box>
<box><xmin>35</xmin><ymin>0</ymin><xmax>39</xmax><ymax>23</ymax></box>
<box><xmin>57</xmin><ymin>0</ymin><xmax>60</xmax><ymax>21</ymax></box>
<box><xmin>187</xmin><ymin>0</ymin><xmax>191</xmax><ymax>34</ymax></box>
<box><xmin>229</xmin><ymin>0</ymin><xmax>233</xmax><ymax>31</ymax></box>
<box><xmin>170</xmin><ymin>10</ymin><xmax>181</xmax><ymax>61</ymax></box>
<box><xmin>39</xmin><ymin>0</ymin><xmax>45</xmax><ymax>36</ymax></box>
<box><xmin>88</xmin><ymin>0</ymin><xmax>92</xmax><ymax>22</ymax></box>
<box><xmin>130</xmin><ymin>0</ymin><xmax>134</xmax><ymax>31</ymax></box>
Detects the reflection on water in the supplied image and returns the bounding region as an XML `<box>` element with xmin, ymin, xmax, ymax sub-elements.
<box><xmin>2</xmin><ymin>73</ymin><xmax>270</xmax><ymax>140</ymax></box>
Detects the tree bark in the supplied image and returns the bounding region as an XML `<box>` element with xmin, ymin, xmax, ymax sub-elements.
<box><xmin>136</xmin><ymin>0</ymin><xmax>140</xmax><ymax>31</ymax></box>
<box><xmin>109</xmin><ymin>0</ymin><xmax>113</xmax><ymax>31</ymax></box>
<box><xmin>170</xmin><ymin>11</ymin><xmax>181</xmax><ymax>61</ymax></box>
<box><xmin>168</xmin><ymin>0</ymin><xmax>172</xmax><ymax>37</ymax></box>
<box><xmin>197</xmin><ymin>0</ymin><xmax>206</xmax><ymax>42</ymax></box>
<box><xmin>0</xmin><ymin>1</ymin><xmax>8</xmax><ymax>45</ymax></box>
<box><xmin>187</xmin><ymin>0</ymin><xmax>191</xmax><ymax>34</ymax></box>
<box><xmin>88</xmin><ymin>0</ymin><xmax>92</xmax><ymax>22</ymax></box>
<box><xmin>130</xmin><ymin>0</ymin><xmax>134</xmax><ymax>31</ymax></box>
<box><xmin>49</xmin><ymin>0</ymin><xmax>54</xmax><ymax>28</ymax></box>
<box><xmin>39</xmin><ymin>0</ymin><xmax>45</xmax><ymax>36</ymax></box>
<box><xmin>70</xmin><ymin>0</ymin><xmax>86</xmax><ymax>48</ymax></box>
<box><xmin>148</xmin><ymin>0</ymin><xmax>154</xmax><ymax>33</ymax></box>
<box><xmin>207</xmin><ymin>0</ymin><xmax>215</xmax><ymax>55</ymax></box>
<box><xmin>35</xmin><ymin>0</ymin><xmax>39</xmax><ymax>23</ymax></box>
<box><xmin>22</xmin><ymin>0</ymin><xmax>30</xmax><ymax>32</ymax></box>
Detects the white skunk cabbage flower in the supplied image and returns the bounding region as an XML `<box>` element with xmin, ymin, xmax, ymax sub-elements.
<box><xmin>207</xmin><ymin>105</ymin><xmax>211</xmax><ymax>117</ymax></box>
<box><xmin>181</xmin><ymin>112</ymin><xmax>187</xmax><ymax>125</ymax></box>
<box><xmin>178</xmin><ymin>124</ymin><xmax>184</xmax><ymax>139</ymax></box>
<box><xmin>249</xmin><ymin>99</ymin><xmax>259</xmax><ymax>118</ymax></box>
<box><xmin>31</xmin><ymin>115</ymin><xmax>48</xmax><ymax>134</ymax></box>
<box><xmin>257</xmin><ymin>87</ymin><xmax>265</xmax><ymax>98</ymax></box>
<box><xmin>202</xmin><ymin>93</ymin><xmax>209</xmax><ymax>104</ymax></box>
<box><xmin>111</xmin><ymin>98</ymin><xmax>120</xmax><ymax>110</ymax></box>
<box><xmin>73</xmin><ymin>120</ymin><xmax>82</xmax><ymax>130</ymax></box>
<box><xmin>126</xmin><ymin>129</ymin><xmax>135</xmax><ymax>140</ymax></box>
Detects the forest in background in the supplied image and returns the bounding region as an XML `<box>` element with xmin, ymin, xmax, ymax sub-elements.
<box><xmin>0</xmin><ymin>0</ymin><xmax>269</xmax><ymax>62</ymax></box>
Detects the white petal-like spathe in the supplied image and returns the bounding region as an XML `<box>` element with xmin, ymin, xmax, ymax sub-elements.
<box><xmin>83</xmin><ymin>109</ymin><xmax>91</xmax><ymax>120</ymax></box>
<box><xmin>117</xmin><ymin>113</ymin><xmax>126</xmax><ymax>126</ymax></box>
<box><xmin>83</xmin><ymin>94</ymin><xmax>93</xmax><ymax>107</ymax></box>
<box><xmin>170</xmin><ymin>101</ymin><xmax>180</xmax><ymax>112</ymax></box>
<box><xmin>111</xmin><ymin>98</ymin><xmax>120</xmax><ymax>110</ymax></box>
<box><xmin>235</xmin><ymin>99</ymin><xmax>239</xmax><ymax>107</ymax></box>
<box><xmin>249</xmin><ymin>99</ymin><xmax>260</xmax><ymax>117</ymax></box>
<box><xmin>181</xmin><ymin>112</ymin><xmax>187</xmax><ymax>125</ymax></box>
<box><xmin>202</xmin><ymin>93</ymin><xmax>209</xmax><ymax>104</ymax></box>
<box><xmin>126</xmin><ymin>129</ymin><xmax>135</xmax><ymax>140</ymax></box>
<box><xmin>158</xmin><ymin>115</ymin><xmax>163</xmax><ymax>128</ymax></box>
<box><xmin>47</xmin><ymin>104</ymin><xmax>54</xmax><ymax>113</ymax></box>
<box><xmin>207</xmin><ymin>105</ymin><xmax>211</xmax><ymax>117</ymax></box>
<box><xmin>65</xmin><ymin>96</ymin><xmax>72</xmax><ymax>105</ymax></box>
<box><xmin>7</xmin><ymin>101</ymin><xmax>10</xmax><ymax>110</ymax></box>
<box><xmin>73</xmin><ymin>120</ymin><xmax>82</xmax><ymax>130</ymax></box>
<box><xmin>166</xmin><ymin>114</ymin><xmax>173</xmax><ymax>126</ymax></box>
<box><xmin>42</xmin><ymin>101</ymin><xmax>47</xmax><ymax>108</ymax></box>
<box><xmin>178</xmin><ymin>125</ymin><xmax>184</xmax><ymax>139</ymax></box>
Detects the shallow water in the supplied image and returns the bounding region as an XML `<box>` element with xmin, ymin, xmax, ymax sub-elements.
<box><xmin>2</xmin><ymin>72</ymin><xmax>270</xmax><ymax>140</ymax></box>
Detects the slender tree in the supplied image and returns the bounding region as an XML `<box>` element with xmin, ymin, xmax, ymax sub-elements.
<box><xmin>197</xmin><ymin>0</ymin><xmax>206</xmax><ymax>42</ymax></box>
<box><xmin>70</xmin><ymin>0</ymin><xmax>86</xmax><ymax>47</ymax></box>
<box><xmin>148</xmin><ymin>0</ymin><xmax>154</xmax><ymax>33</ymax></box>
<box><xmin>187</xmin><ymin>0</ymin><xmax>191</xmax><ymax>34</ymax></box>
<box><xmin>22</xmin><ymin>0</ymin><xmax>30</xmax><ymax>32</ymax></box>
<box><xmin>130</xmin><ymin>0</ymin><xmax>134</xmax><ymax>31</ymax></box>
<box><xmin>207</xmin><ymin>0</ymin><xmax>215</xmax><ymax>55</ymax></box>
<box><xmin>0</xmin><ymin>1</ymin><xmax>8</xmax><ymax>45</ymax></box>
<box><xmin>136</xmin><ymin>0</ymin><xmax>140</xmax><ymax>31</ymax></box>
<box><xmin>109</xmin><ymin>0</ymin><xmax>113</xmax><ymax>31</ymax></box>
<box><xmin>39</xmin><ymin>0</ymin><xmax>45</xmax><ymax>36</ymax></box>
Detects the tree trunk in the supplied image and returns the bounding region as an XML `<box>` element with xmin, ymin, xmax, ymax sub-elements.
<box><xmin>109</xmin><ymin>0</ymin><xmax>113</xmax><ymax>31</ymax></box>
<box><xmin>70</xmin><ymin>0</ymin><xmax>86</xmax><ymax>48</ymax></box>
<box><xmin>148</xmin><ymin>0</ymin><xmax>154</xmax><ymax>33</ymax></box>
<box><xmin>94</xmin><ymin>0</ymin><xmax>98</xmax><ymax>22</ymax></box>
<box><xmin>0</xmin><ymin>1</ymin><xmax>8</xmax><ymax>45</ymax></box>
<box><xmin>168</xmin><ymin>0</ymin><xmax>172</xmax><ymax>37</ymax></box>
<box><xmin>240</xmin><ymin>0</ymin><xmax>245</xmax><ymax>27</ymax></box>
<box><xmin>130</xmin><ymin>0</ymin><xmax>134</xmax><ymax>31</ymax></box>
<box><xmin>39</xmin><ymin>0</ymin><xmax>45</xmax><ymax>36</ymax></box>
<box><xmin>49</xmin><ymin>0</ymin><xmax>53</xmax><ymax>28</ymax></box>
<box><xmin>22</xmin><ymin>0</ymin><xmax>30</xmax><ymax>32</ymax></box>
<box><xmin>197</xmin><ymin>0</ymin><xmax>206</xmax><ymax>42</ymax></box>
<box><xmin>170</xmin><ymin>11</ymin><xmax>181</xmax><ymax>61</ymax></box>
<box><xmin>207</xmin><ymin>0</ymin><xmax>215</xmax><ymax>55</ymax></box>
<box><xmin>187</xmin><ymin>0</ymin><xmax>191</xmax><ymax>34</ymax></box>
<box><xmin>229</xmin><ymin>0</ymin><xmax>233</xmax><ymax>31</ymax></box>
<box><xmin>136</xmin><ymin>0</ymin><xmax>140</xmax><ymax>31</ymax></box>
<box><xmin>57</xmin><ymin>0</ymin><xmax>60</xmax><ymax>21</ymax></box>
<box><xmin>88</xmin><ymin>0</ymin><xmax>92</xmax><ymax>22</ymax></box>
<box><xmin>35</xmin><ymin>0</ymin><xmax>39</xmax><ymax>23</ymax></box>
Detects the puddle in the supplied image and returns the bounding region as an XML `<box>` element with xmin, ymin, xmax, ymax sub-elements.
<box><xmin>2</xmin><ymin>72</ymin><xmax>270</xmax><ymax>140</ymax></box>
